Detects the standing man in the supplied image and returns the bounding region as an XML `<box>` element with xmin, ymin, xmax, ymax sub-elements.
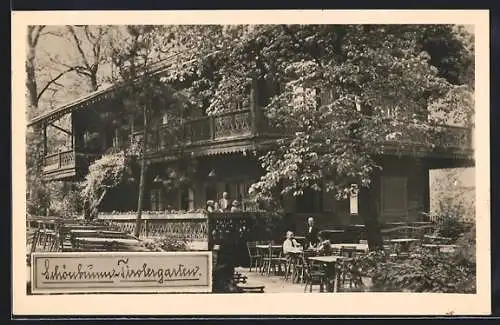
<box><xmin>219</xmin><ymin>192</ymin><xmax>231</xmax><ymax>212</ymax></box>
<box><xmin>305</xmin><ymin>216</ymin><xmax>319</xmax><ymax>249</ymax></box>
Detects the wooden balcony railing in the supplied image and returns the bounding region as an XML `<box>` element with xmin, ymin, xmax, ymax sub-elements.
<box><xmin>43</xmin><ymin>150</ymin><xmax>76</xmax><ymax>172</ymax></box>
<box><xmin>43</xmin><ymin>149</ymin><xmax>100</xmax><ymax>178</ymax></box>
<box><xmin>131</xmin><ymin>109</ymin><xmax>260</xmax><ymax>152</ymax></box>
<box><xmin>130</xmin><ymin>111</ymin><xmax>472</xmax><ymax>156</ymax></box>
<box><xmin>384</xmin><ymin>124</ymin><xmax>473</xmax><ymax>151</ymax></box>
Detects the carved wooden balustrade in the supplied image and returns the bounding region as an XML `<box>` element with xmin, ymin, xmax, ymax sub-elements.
<box><xmin>98</xmin><ymin>212</ymin><xmax>209</xmax><ymax>242</ymax></box>
<box><xmin>383</xmin><ymin>124</ymin><xmax>472</xmax><ymax>150</ymax></box>
<box><xmin>42</xmin><ymin>149</ymin><xmax>100</xmax><ymax>180</ymax></box>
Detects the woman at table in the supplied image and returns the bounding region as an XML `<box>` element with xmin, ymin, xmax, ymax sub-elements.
<box><xmin>316</xmin><ymin>233</ymin><xmax>333</xmax><ymax>256</ymax></box>
<box><xmin>283</xmin><ymin>231</ymin><xmax>302</xmax><ymax>255</ymax></box>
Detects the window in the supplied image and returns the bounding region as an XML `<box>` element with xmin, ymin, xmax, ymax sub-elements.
<box><xmin>380</xmin><ymin>176</ymin><xmax>408</xmax><ymax>217</ymax></box>
<box><xmin>150</xmin><ymin>189</ymin><xmax>163</xmax><ymax>211</ymax></box>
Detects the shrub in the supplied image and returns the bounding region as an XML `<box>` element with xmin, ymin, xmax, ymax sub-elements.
<box><xmin>141</xmin><ymin>237</ymin><xmax>189</xmax><ymax>252</ymax></box>
<box><xmin>437</xmin><ymin>216</ymin><xmax>466</xmax><ymax>241</ymax></box>
<box><xmin>358</xmin><ymin>245</ymin><xmax>476</xmax><ymax>293</ymax></box>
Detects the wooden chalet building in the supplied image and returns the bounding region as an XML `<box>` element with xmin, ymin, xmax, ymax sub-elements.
<box><xmin>27</xmin><ymin>64</ymin><xmax>474</xmax><ymax>230</ymax></box>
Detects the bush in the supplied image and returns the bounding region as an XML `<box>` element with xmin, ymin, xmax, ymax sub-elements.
<box><xmin>358</xmin><ymin>244</ymin><xmax>476</xmax><ymax>293</ymax></box>
<box><xmin>141</xmin><ymin>237</ymin><xmax>189</xmax><ymax>252</ymax></box>
<box><xmin>437</xmin><ymin>216</ymin><xmax>467</xmax><ymax>241</ymax></box>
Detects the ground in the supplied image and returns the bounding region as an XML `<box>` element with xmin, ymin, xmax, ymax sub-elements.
<box><xmin>234</xmin><ymin>267</ymin><xmax>368</xmax><ymax>293</ymax></box>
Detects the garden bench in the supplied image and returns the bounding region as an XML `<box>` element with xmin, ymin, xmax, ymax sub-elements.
<box><xmin>236</xmin><ymin>282</ymin><xmax>265</xmax><ymax>293</ymax></box>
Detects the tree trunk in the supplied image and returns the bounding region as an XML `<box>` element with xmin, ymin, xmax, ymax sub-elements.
<box><xmin>26</xmin><ymin>47</ymin><xmax>38</xmax><ymax>109</ymax></box>
<box><xmin>90</xmin><ymin>72</ymin><xmax>99</xmax><ymax>92</ymax></box>
<box><xmin>134</xmin><ymin>104</ymin><xmax>148</xmax><ymax>237</ymax></box>
<box><xmin>359</xmin><ymin>186</ymin><xmax>384</xmax><ymax>251</ymax></box>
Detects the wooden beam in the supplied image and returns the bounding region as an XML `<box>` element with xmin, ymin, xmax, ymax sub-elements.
<box><xmin>49</xmin><ymin>122</ymin><xmax>73</xmax><ymax>135</ymax></box>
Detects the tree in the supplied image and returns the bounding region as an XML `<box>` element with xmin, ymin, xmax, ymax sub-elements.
<box><xmin>164</xmin><ymin>25</ymin><xmax>474</xmax><ymax>250</ymax></box>
<box><xmin>111</xmin><ymin>25</ymin><xmax>189</xmax><ymax>236</ymax></box>
<box><xmin>26</xmin><ymin>25</ymin><xmax>125</xmax><ymax>216</ymax></box>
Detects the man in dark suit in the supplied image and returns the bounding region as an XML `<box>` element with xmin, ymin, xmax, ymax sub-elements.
<box><xmin>305</xmin><ymin>216</ymin><xmax>319</xmax><ymax>248</ymax></box>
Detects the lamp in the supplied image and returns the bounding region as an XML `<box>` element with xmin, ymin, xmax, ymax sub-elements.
<box><xmin>153</xmin><ymin>174</ymin><xmax>164</xmax><ymax>183</ymax></box>
<box><xmin>208</xmin><ymin>169</ymin><xmax>216</xmax><ymax>178</ymax></box>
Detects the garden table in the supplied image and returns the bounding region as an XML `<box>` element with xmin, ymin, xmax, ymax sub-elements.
<box><xmin>421</xmin><ymin>244</ymin><xmax>458</xmax><ymax>253</ymax></box>
<box><xmin>308</xmin><ymin>255</ymin><xmax>343</xmax><ymax>292</ymax></box>
<box><xmin>73</xmin><ymin>236</ymin><xmax>141</xmax><ymax>251</ymax></box>
<box><xmin>256</xmin><ymin>244</ymin><xmax>282</xmax><ymax>249</ymax></box>
<box><xmin>75</xmin><ymin>237</ymin><xmax>140</xmax><ymax>244</ymax></box>
<box><xmin>389</xmin><ymin>238</ymin><xmax>419</xmax><ymax>253</ymax></box>
<box><xmin>331</xmin><ymin>243</ymin><xmax>369</xmax><ymax>252</ymax></box>
<box><xmin>321</xmin><ymin>229</ymin><xmax>345</xmax><ymax>233</ymax></box>
<box><xmin>423</xmin><ymin>235</ymin><xmax>452</xmax><ymax>243</ymax></box>
<box><xmin>286</xmin><ymin>247</ymin><xmax>304</xmax><ymax>254</ymax></box>
<box><xmin>70</xmin><ymin>229</ymin><xmax>127</xmax><ymax>237</ymax></box>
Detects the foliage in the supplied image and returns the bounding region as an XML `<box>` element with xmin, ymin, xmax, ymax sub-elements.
<box><xmin>162</xmin><ymin>25</ymin><xmax>474</xmax><ymax>204</ymax></box>
<box><xmin>47</xmin><ymin>184</ymin><xmax>82</xmax><ymax>218</ymax></box>
<box><xmin>430</xmin><ymin>168</ymin><xmax>475</xmax><ymax>223</ymax></box>
<box><xmin>141</xmin><ymin>237</ymin><xmax>189</xmax><ymax>252</ymax></box>
<box><xmin>436</xmin><ymin>216</ymin><xmax>467</xmax><ymax>241</ymax></box>
<box><xmin>454</xmin><ymin>223</ymin><xmax>476</xmax><ymax>265</ymax></box>
<box><xmin>80</xmin><ymin>151</ymin><xmax>130</xmax><ymax>219</ymax></box>
<box><xmin>358</xmin><ymin>244</ymin><xmax>476</xmax><ymax>293</ymax></box>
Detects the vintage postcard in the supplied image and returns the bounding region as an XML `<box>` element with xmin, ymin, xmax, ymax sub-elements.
<box><xmin>12</xmin><ymin>10</ymin><xmax>490</xmax><ymax>316</ymax></box>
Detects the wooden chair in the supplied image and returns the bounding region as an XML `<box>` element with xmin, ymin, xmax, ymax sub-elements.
<box><xmin>337</xmin><ymin>248</ymin><xmax>364</xmax><ymax>291</ymax></box>
<box><xmin>302</xmin><ymin>255</ymin><xmax>328</xmax><ymax>293</ymax></box>
<box><xmin>26</xmin><ymin>229</ymin><xmax>40</xmax><ymax>266</ymax></box>
<box><xmin>283</xmin><ymin>252</ymin><xmax>301</xmax><ymax>281</ymax></box>
<box><xmin>246</xmin><ymin>241</ymin><xmax>262</xmax><ymax>272</ymax></box>
<box><xmin>261</xmin><ymin>244</ymin><xmax>286</xmax><ymax>276</ymax></box>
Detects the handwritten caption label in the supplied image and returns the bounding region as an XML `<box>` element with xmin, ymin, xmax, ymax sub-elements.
<box><xmin>31</xmin><ymin>252</ymin><xmax>211</xmax><ymax>294</ymax></box>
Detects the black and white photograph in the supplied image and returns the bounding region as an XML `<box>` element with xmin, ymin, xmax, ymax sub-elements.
<box><xmin>12</xmin><ymin>10</ymin><xmax>490</xmax><ymax>316</ymax></box>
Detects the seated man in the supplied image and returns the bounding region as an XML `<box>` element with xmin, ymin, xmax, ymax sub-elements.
<box><xmin>316</xmin><ymin>233</ymin><xmax>333</xmax><ymax>256</ymax></box>
<box><xmin>282</xmin><ymin>230</ymin><xmax>302</xmax><ymax>255</ymax></box>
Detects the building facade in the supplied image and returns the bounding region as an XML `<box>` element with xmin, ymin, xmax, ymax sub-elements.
<box><xmin>27</xmin><ymin>70</ymin><xmax>474</xmax><ymax>230</ymax></box>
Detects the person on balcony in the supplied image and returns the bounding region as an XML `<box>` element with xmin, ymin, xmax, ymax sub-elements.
<box><xmin>213</xmin><ymin>201</ymin><xmax>223</xmax><ymax>212</ymax></box>
<box><xmin>230</xmin><ymin>200</ymin><xmax>242</xmax><ymax>212</ymax></box>
<box><xmin>219</xmin><ymin>192</ymin><xmax>231</xmax><ymax>212</ymax></box>
<box><xmin>206</xmin><ymin>200</ymin><xmax>215</xmax><ymax>212</ymax></box>
<box><xmin>305</xmin><ymin>217</ymin><xmax>319</xmax><ymax>249</ymax></box>
<box><xmin>283</xmin><ymin>231</ymin><xmax>302</xmax><ymax>255</ymax></box>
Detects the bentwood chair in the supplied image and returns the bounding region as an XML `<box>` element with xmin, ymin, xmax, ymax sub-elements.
<box><xmin>261</xmin><ymin>244</ymin><xmax>286</xmax><ymax>276</ymax></box>
<box><xmin>337</xmin><ymin>248</ymin><xmax>364</xmax><ymax>291</ymax></box>
<box><xmin>301</xmin><ymin>253</ymin><xmax>328</xmax><ymax>293</ymax></box>
<box><xmin>246</xmin><ymin>241</ymin><xmax>262</xmax><ymax>272</ymax></box>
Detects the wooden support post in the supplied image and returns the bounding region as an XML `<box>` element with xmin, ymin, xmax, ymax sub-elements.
<box><xmin>249</xmin><ymin>79</ymin><xmax>261</xmax><ymax>136</ymax></box>
<box><xmin>43</xmin><ymin>124</ymin><xmax>47</xmax><ymax>157</ymax></box>
<box><xmin>209</xmin><ymin>116</ymin><xmax>215</xmax><ymax>140</ymax></box>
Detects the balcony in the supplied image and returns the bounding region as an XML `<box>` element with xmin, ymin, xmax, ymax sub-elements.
<box><xmin>130</xmin><ymin>110</ymin><xmax>473</xmax><ymax>160</ymax></box>
<box><xmin>382</xmin><ymin>124</ymin><xmax>473</xmax><ymax>160</ymax></box>
<box><xmin>131</xmin><ymin>109</ymin><xmax>283</xmax><ymax>158</ymax></box>
<box><xmin>42</xmin><ymin>150</ymin><xmax>99</xmax><ymax>181</ymax></box>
